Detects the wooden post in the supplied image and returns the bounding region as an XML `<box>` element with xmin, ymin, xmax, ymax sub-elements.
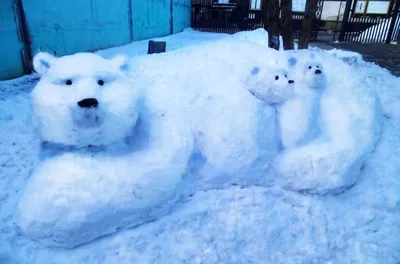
<box><xmin>338</xmin><ymin>0</ymin><xmax>353</xmax><ymax>42</ymax></box>
<box><xmin>298</xmin><ymin>0</ymin><xmax>318</xmax><ymax>49</ymax></box>
<box><xmin>170</xmin><ymin>0</ymin><xmax>174</xmax><ymax>34</ymax></box>
<box><xmin>280</xmin><ymin>0</ymin><xmax>294</xmax><ymax>49</ymax></box>
<box><xmin>263</xmin><ymin>0</ymin><xmax>280</xmax><ymax>50</ymax></box>
<box><xmin>14</xmin><ymin>0</ymin><xmax>32</xmax><ymax>73</ymax></box>
<box><xmin>386</xmin><ymin>0</ymin><xmax>400</xmax><ymax>44</ymax></box>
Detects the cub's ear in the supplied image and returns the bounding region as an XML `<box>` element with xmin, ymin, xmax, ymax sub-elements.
<box><xmin>250</xmin><ymin>66</ymin><xmax>260</xmax><ymax>75</ymax></box>
<box><xmin>288</xmin><ymin>57</ymin><xmax>298</xmax><ymax>67</ymax></box>
<box><xmin>309</xmin><ymin>53</ymin><xmax>316</xmax><ymax>60</ymax></box>
<box><xmin>33</xmin><ymin>52</ymin><xmax>56</xmax><ymax>75</ymax></box>
<box><xmin>110</xmin><ymin>55</ymin><xmax>129</xmax><ymax>73</ymax></box>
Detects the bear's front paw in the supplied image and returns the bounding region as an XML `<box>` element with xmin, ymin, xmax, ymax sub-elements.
<box><xmin>272</xmin><ymin>142</ymin><xmax>360</xmax><ymax>195</ymax></box>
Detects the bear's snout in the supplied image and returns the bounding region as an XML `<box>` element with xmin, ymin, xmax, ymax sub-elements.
<box><xmin>288</xmin><ymin>80</ymin><xmax>294</xmax><ymax>84</ymax></box>
<box><xmin>78</xmin><ymin>98</ymin><xmax>99</xmax><ymax>108</ymax></box>
<box><xmin>315</xmin><ymin>69</ymin><xmax>322</xmax><ymax>75</ymax></box>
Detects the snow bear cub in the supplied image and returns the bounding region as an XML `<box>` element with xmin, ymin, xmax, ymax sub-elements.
<box><xmin>242</xmin><ymin>63</ymin><xmax>296</xmax><ymax>151</ymax></box>
<box><xmin>277</xmin><ymin>54</ymin><xmax>326</xmax><ymax>149</ymax></box>
<box><xmin>244</xmin><ymin>65</ymin><xmax>295</xmax><ymax>105</ymax></box>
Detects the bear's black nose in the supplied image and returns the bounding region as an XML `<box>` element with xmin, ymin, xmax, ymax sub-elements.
<box><xmin>315</xmin><ymin>69</ymin><xmax>322</xmax><ymax>74</ymax></box>
<box><xmin>288</xmin><ymin>80</ymin><xmax>295</xmax><ymax>84</ymax></box>
<box><xmin>77</xmin><ymin>98</ymin><xmax>98</xmax><ymax>108</ymax></box>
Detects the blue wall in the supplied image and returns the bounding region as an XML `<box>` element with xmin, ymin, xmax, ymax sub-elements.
<box><xmin>22</xmin><ymin>0</ymin><xmax>132</xmax><ymax>56</ymax></box>
<box><xmin>0</xmin><ymin>0</ymin><xmax>191</xmax><ymax>80</ymax></box>
<box><xmin>0</xmin><ymin>0</ymin><xmax>25</xmax><ymax>80</ymax></box>
<box><xmin>173</xmin><ymin>0</ymin><xmax>191</xmax><ymax>33</ymax></box>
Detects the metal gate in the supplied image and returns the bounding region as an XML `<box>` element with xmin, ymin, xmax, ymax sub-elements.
<box><xmin>191</xmin><ymin>0</ymin><xmax>325</xmax><ymax>40</ymax></box>
<box><xmin>337</xmin><ymin>0</ymin><xmax>400</xmax><ymax>43</ymax></box>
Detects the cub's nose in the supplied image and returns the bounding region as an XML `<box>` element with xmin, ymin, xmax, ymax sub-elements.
<box><xmin>288</xmin><ymin>80</ymin><xmax>295</xmax><ymax>84</ymax></box>
<box><xmin>315</xmin><ymin>69</ymin><xmax>322</xmax><ymax>74</ymax></box>
<box><xmin>77</xmin><ymin>98</ymin><xmax>98</xmax><ymax>108</ymax></box>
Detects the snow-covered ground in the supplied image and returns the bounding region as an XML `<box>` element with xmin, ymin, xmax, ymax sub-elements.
<box><xmin>1</xmin><ymin>29</ymin><xmax>399</xmax><ymax>263</ymax></box>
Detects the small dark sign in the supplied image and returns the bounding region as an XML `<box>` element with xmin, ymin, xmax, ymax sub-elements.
<box><xmin>147</xmin><ymin>40</ymin><xmax>166</xmax><ymax>54</ymax></box>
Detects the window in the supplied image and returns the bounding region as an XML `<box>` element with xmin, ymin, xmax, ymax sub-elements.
<box><xmin>250</xmin><ymin>0</ymin><xmax>262</xmax><ymax>9</ymax></box>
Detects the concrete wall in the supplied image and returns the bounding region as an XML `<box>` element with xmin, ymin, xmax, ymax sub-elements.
<box><xmin>0</xmin><ymin>0</ymin><xmax>191</xmax><ymax>80</ymax></box>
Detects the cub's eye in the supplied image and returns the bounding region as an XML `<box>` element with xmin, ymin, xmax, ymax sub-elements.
<box><xmin>316</xmin><ymin>66</ymin><xmax>319</xmax><ymax>68</ymax></box>
<box><xmin>275</xmin><ymin>76</ymin><xmax>279</xmax><ymax>80</ymax></box>
<box><xmin>97</xmin><ymin>79</ymin><xmax>104</xmax><ymax>86</ymax></box>
<box><xmin>65</xmin><ymin>79</ymin><xmax>72</xmax><ymax>85</ymax></box>
<box><xmin>285</xmin><ymin>74</ymin><xmax>287</xmax><ymax>78</ymax></box>
<box><xmin>308</xmin><ymin>66</ymin><xmax>312</xmax><ymax>69</ymax></box>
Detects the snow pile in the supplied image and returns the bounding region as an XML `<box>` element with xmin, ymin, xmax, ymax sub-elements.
<box><xmin>229</xmin><ymin>28</ymin><xmax>298</xmax><ymax>49</ymax></box>
<box><xmin>18</xmin><ymin>52</ymin><xmax>194</xmax><ymax>248</ymax></box>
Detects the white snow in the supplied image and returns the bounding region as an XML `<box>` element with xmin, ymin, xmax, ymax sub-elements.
<box><xmin>0</xmin><ymin>29</ymin><xmax>399</xmax><ymax>263</ymax></box>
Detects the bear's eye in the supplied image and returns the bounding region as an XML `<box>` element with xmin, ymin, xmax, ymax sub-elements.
<box><xmin>316</xmin><ymin>65</ymin><xmax>319</xmax><ymax>68</ymax></box>
<box><xmin>97</xmin><ymin>80</ymin><xmax>104</xmax><ymax>86</ymax></box>
<box><xmin>308</xmin><ymin>66</ymin><xmax>312</xmax><ymax>69</ymax></box>
<box><xmin>285</xmin><ymin>74</ymin><xmax>287</xmax><ymax>78</ymax></box>
<box><xmin>275</xmin><ymin>76</ymin><xmax>279</xmax><ymax>80</ymax></box>
<box><xmin>65</xmin><ymin>79</ymin><xmax>72</xmax><ymax>85</ymax></box>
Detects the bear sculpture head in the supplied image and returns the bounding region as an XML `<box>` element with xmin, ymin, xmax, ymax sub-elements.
<box><xmin>32</xmin><ymin>52</ymin><xmax>140</xmax><ymax>147</ymax></box>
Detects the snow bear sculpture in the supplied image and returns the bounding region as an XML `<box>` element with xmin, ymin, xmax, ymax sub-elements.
<box><xmin>277</xmin><ymin>53</ymin><xmax>327</xmax><ymax>149</ymax></box>
<box><xmin>18</xmin><ymin>52</ymin><xmax>194</xmax><ymax>248</ymax></box>
<box><xmin>266</xmin><ymin>50</ymin><xmax>383</xmax><ymax>195</ymax></box>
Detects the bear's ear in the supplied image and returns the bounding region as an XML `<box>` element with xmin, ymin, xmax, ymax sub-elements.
<box><xmin>110</xmin><ymin>55</ymin><xmax>129</xmax><ymax>73</ymax></box>
<box><xmin>288</xmin><ymin>57</ymin><xmax>298</xmax><ymax>67</ymax></box>
<box><xmin>309</xmin><ymin>53</ymin><xmax>316</xmax><ymax>60</ymax></box>
<box><xmin>33</xmin><ymin>52</ymin><xmax>56</xmax><ymax>75</ymax></box>
<box><xmin>250</xmin><ymin>66</ymin><xmax>260</xmax><ymax>75</ymax></box>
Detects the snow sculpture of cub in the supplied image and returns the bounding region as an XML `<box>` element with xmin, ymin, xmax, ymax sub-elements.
<box><xmin>18</xmin><ymin>52</ymin><xmax>194</xmax><ymax>248</ymax></box>
<box><xmin>266</xmin><ymin>50</ymin><xmax>383</xmax><ymax>195</ymax></box>
<box><xmin>277</xmin><ymin>53</ymin><xmax>326</xmax><ymax>149</ymax></box>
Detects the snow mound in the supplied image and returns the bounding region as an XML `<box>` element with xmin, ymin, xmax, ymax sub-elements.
<box><xmin>229</xmin><ymin>28</ymin><xmax>298</xmax><ymax>50</ymax></box>
<box><xmin>266</xmin><ymin>49</ymin><xmax>383</xmax><ymax>194</ymax></box>
<box><xmin>18</xmin><ymin>53</ymin><xmax>194</xmax><ymax>248</ymax></box>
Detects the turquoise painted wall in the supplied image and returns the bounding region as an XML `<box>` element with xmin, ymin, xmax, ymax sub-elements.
<box><xmin>22</xmin><ymin>0</ymin><xmax>132</xmax><ymax>56</ymax></box>
<box><xmin>131</xmin><ymin>0</ymin><xmax>171</xmax><ymax>41</ymax></box>
<box><xmin>0</xmin><ymin>0</ymin><xmax>25</xmax><ymax>80</ymax></box>
<box><xmin>0</xmin><ymin>0</ymin><xmax>191</xmax><ymax>80</ymax></box>
<box><xmin>173</xmin><ymin>0</ymin><xmax>191</xmax><ymax>33</ymax></box>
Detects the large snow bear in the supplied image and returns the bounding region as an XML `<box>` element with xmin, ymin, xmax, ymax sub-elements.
<box><xmin>18</xmin><ymin>52</ymin><xmax>195</xmax><ymax>248</ymax></box>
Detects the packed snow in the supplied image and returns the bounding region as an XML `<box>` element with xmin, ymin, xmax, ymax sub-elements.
<box><xmin>0</xmin><ymin>29</ymin><xmax>399</xmax><ymax>263</ymax></box>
